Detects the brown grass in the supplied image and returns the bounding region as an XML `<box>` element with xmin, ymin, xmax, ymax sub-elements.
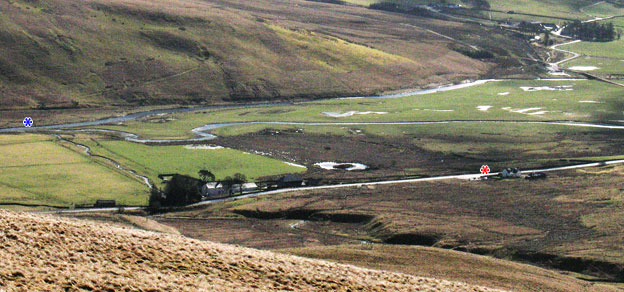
<box><xmin>165</xmin><ymin>165</ymin><xmax>624</xmax><ymax>281</ymax></box>
<box><xmin>64</xmin><ymin>213</ymin><xmax>181</xmax><ymax>235</ymax></box>
<box><xmin>0</xmin><ymin>210</ymin><xmax>505</xmax><ymax>291</ymax></box>
<box><xmin>283</xmin><ymin>244</ymin><xmax>620</xmax><ymax>292</ymax></box>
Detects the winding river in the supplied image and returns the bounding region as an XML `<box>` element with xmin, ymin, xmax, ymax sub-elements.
<box><xmin>4</xmin><ymin>78</ymin><xmax>621</xmax><ymax>145</ymax></box>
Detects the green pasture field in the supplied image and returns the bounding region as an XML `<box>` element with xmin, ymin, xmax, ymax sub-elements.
<box><xmin>345</xmin><ymin>0</ymin><xmax>596</xmax><ymax>19</ymax></box>
<box><xmin>561</xmin><ymin>39</ymin><xmax>624</xmax><ymax>59</ymax></box>
<box><xmin>0</xmin><ymin>134</ymin><xmax>147</xmax><ymax>207</ymax></box>
<box><xmin>77</xmin><ymin>139</ymin><xmax>307</xmax><ymax>184</ymax></box>
<box><xmin>582</xmin><ymin>2</ymin><xmax>624</xmax><ymax>18</ymax></box>
<box><xmin>484</xmin><ymin>0</ymin><xmax>595</xmax><ymax>19</ymax></box>
<box><xmin>563</xmin><ymin>56</ymin><xmax>624</xmax><ymax>74</ymax></box>
<box><xmin>95</xmin><ymin>80</ymin><xmax>624</xmax><ymax>140</ymax></box>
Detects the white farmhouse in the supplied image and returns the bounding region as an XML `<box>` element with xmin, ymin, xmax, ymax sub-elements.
<box><xmin>501</xmin><ymin>168</ymin><xmax>522</xmax><ymax>178</ymax></box>
<box><xmin>230</xmin><ymin>182</ymin><xmax>259</xmax><ymax>194</ymax></box>
<box><xmin>201</xmin><ymin>182</ymin><xmax>228</xmax><ymax>198</ymax></box>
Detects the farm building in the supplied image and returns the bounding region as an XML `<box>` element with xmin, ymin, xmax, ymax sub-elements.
<box><xmin>230</xmin><ymin>183</ymin><xmax>259</xmax><ymax>194</ymax></box>
<box><xmin>278</xmin><ymin>174</ymin><xmax>304</xmax><ymax>188</ymax></box>
<box><xmin>201</xmin><ymin>182</ymin><xmax>228</xmax><ymax>198</ymax></box>
<box><xmin>202</xmin><ymin>182</ymin><xmax>259</xmax><ymax>198</ymax></box>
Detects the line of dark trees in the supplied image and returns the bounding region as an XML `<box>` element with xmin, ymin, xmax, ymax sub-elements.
<box><xmin>561</xmin><ymin>21</ymin><xmax>619</xmax><ymax>42</ymax></box>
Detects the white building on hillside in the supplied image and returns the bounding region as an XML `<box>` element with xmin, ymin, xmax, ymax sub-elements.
<box><xmin>201</xmin><ymin>182</ymin><xmax>228</xmax><ymax>198</ymax></box>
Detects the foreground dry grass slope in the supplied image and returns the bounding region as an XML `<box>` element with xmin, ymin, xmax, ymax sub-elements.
<box><xmin>0</xmin><ymin>0</ymin><xmax>533</xmax><ymax>110</ymax></box>
<box><xmin>0</xmin><ymin>210</ymin><xmax>504</xmax><ymax>292</ymax></box>
<box><xmin>284</xmin><ymin>244</ymin><xmax>620</xmax><ymax>292</ymax></box>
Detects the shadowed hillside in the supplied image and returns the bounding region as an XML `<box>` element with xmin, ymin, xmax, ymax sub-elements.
<box><xmin>0</xmin><ymin>0</ymin><xmax>536</xmax><ymax>110</ymax></box>
<box><xmin>0</xmin><ymin>210</ymin><xmax>505</xmax><ymax>291</ymax></box>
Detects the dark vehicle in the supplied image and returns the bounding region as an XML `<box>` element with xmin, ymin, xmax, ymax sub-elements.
<box><xmin>525</xmin><ymin>172</ymin><xmax>547</xmax><ymax>180</ymax></box>
<box><xmin>94</xmin><ymin>200</ymin><xmax>116</xmax><ymax>208</ymax></box>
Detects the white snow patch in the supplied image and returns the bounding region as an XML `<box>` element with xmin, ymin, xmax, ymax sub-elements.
<box><xmin>477</xmin><ymin>105</ymin><xmax>492</xmax><ymax>112</ymax></box>
<box><xmin>511</xmin><ymin>107</ymin><xmax>542</xmax><ymax>113</ymax></box>
<box><xmin>184</xmin><ymin>145</ymin><xmax>224</xmax><ymax>150</ymax></box>
<box><xmin>520</xmin><ymin>85</ymin><xmax>573</xmax><ymax>92</ymax></box>
<box><xmin>323</xmin><ymin>111</ymin><xmax>388</xmax><ymax>117</ymax></box>
<box><xmin>502</xmin><ymin>107</ymin><xmax>549</xmax><ymax>115</ymax></box>
<box><xmin>285</xmin><ymin>162</ymin><xmax>307</xmax><ymax>169</ymax></box>
<box><xmin>497</xmin><ymin>92</ymin><xmax>510</xmax><ymax>96</ymax></box>
<box><xmin>568</xmin><ymin>66</ymin><xmax>599</xmax><ymax>71</ymax></box>
<box><xmin>549</xmin><ymin>71</ymin><xmax>571</xmax><ymax>76</ymax></box>
<box><xmin>579</xmin><ymin>100</ymin><xmax>602</xmax><ymax>103</ymax></box>
<box><xmin>314</xmin><ymin>162</ymin><xmax>369</xmax><ymax>171</ymax></box>
<box><xmin>415</xmin><ymin>109</ymin><xmax>454</xmax><ymax>112</ymax></box>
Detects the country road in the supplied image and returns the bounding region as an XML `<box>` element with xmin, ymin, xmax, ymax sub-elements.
<box><xmin>39</xmin><ymin>158</ymin><xmax>624</xmax><ymax>214</ymax></box>
<box><xmin>549</xmin><ymin>40</ymin><xmax>582</xmax><ymax>67</ymax></box>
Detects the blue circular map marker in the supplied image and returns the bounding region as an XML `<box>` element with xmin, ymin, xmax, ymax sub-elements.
<box><xmin>23</xmin><ymin>117</ymin><xmax>33</xmax><ymax>128</ymax></box>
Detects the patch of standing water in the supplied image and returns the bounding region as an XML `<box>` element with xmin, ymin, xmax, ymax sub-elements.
<box><xmin>314</xmin><ymin>162</ymin><xmax>369</xmax><ymax>171</ymax></box>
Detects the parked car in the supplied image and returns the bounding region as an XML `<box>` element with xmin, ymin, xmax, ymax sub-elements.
<box><xmin>525</xmin><ymin>172</ymin><xmax>547</xmax><ymax>180</ymax></box>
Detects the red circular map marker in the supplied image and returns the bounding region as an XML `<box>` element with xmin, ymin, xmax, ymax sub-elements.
<box><xmin>480</xmin><ymin>165</ymin><xmax>490</xmax><ymax>175</ymax></box>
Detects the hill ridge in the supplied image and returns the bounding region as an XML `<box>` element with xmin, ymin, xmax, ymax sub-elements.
<box><xmin>0</xmin><ymin>210</ymin><xmax>505</xmax><ymax>291</ymax></box>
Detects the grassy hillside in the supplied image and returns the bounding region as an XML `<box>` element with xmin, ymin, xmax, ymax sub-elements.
<box><xmin>0</xmin><ymin>210</ymin><xmax>505</xmax><ymax>291</ymax></box>
<box><xmin>0</xmin><ymin>0</ymin><xmax>521</xmax><ymax>110</ymax></box>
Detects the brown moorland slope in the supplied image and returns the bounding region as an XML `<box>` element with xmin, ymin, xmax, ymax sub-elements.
<box><xmin>0</xmin><ymin>0</ymin><xmax>537</xmax><ymax>110</ymax></box>
<box><xmin>0</xmin><ymin>210</ymin><xmax>505</xmax><ymax>291</ymax></box>
<box><xmin>161</xmin><ymin>165</ymin><xmax>624</xmax><ymax>282</ymax></box>
<box><xmin>284</xmin><ymin>244</ymin><xmax>619</xmax><ymax>292</ymax></box>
